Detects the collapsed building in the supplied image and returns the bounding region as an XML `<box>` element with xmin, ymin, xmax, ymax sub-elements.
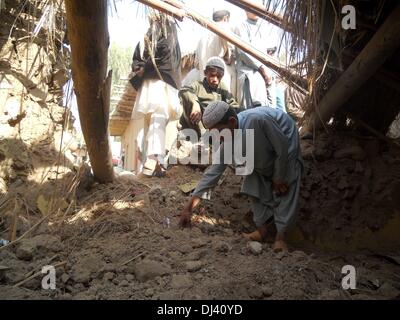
<box><xmin>0</xmin><ymin>0</ymin><xmax>399</xmax><ymax>300</ymax></box>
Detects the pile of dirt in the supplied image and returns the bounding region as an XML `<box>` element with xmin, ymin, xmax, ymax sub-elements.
<box><xmin>1</xmin><ymin>165</ymin><xmax>400</xmax><ymax>300</ymax></box>
<box><xmin>298</xmin><ymin>133</ymin><xmax>400</xmax><ymax>246</ymax></box>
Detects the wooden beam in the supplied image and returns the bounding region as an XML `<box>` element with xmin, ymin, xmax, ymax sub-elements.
<box><xmin>304</xmin><ymin>5</ymin><xmax>400</xmax><ymax>134</ymax></box>
<box><xmin>140</xmin><ymin>0</ymin><xmax>185</xmax><ymax>21</ymax></box>
<box><xmin>225</xmin><ymin>0</ymin><xmax>288</xmax><ymax>32</ymax></box>
<box><xmin>139</xmin><ymin>0</ymin><xmax>308</xmax><ymax>92</ymax></box>
<box><xmin>65</xmin><ymin>0</ymin><xmax>114</xmax><ymax>183</ymax></box>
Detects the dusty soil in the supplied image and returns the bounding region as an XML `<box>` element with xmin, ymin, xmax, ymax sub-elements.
<box><xmin>1</xmin><ymin>156</ymin><xmax>400</xmax><ymax>300</ymax></box>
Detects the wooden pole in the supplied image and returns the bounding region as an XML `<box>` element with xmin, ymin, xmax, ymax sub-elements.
<box><xmin>225</xmin><ymin>0</ymin><xmax>288</xmax><ymax>32</ymax></box>
<box><xmin>140</xmin><ymin>0</ymin><xmax>185</xmax><ymax>21</ymax></box>
<box><xmin>65</xmin><ymin>0</ymin><xmax>114</xmax><ymax>183</ymax></box>
<box><xmin>138</xmin><ymin>0</ymin><xmax>308</xmax><ymax>92</ymax></box>
<box><xmin>304</xmin><ymin>5</ymin><xmax>400</xmax><ymax>134</ymax></box>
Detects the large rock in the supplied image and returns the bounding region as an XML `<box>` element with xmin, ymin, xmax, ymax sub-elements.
<box><xmin>16</xmin><ymin>240</ymin><xmax>37</xmax><ymax>261</ymax></box>
<box><xmin>30</xmin><ymin>234</ymin><xmax>63</xmax><ymax>253</ymax></box>
<box><xmin>133</xmin><ymin>259</ymin><xmax>172</xmax><ymax>282</ymax></box>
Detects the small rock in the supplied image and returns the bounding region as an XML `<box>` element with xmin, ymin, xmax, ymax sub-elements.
<box><xmin>30</xmin><ymin>234</ymin><xmax>63</xmax><ymax>252</ymax></box>
<box><xmin>74</xmin><ymin>283</ymin><xmax>84</xmax><ymax>291</ymax></box>
<box><xmin>145</xmin><ymin>288</ymin><xmax>154</xmax><ymax>297</ymax></box>
<box><xmin>126</xmin><ymin>274</ymin><xmax>134</xmax><ymax>282</ymax></box>
<box><xmin>169</xmin><ymin>191</ymin><xmax>177</xmax><ymax>197</ymax></box>
<box><xmin>170</xmin><ymin>274</ymin><xmax>193</xmax><ymax>289</ymax></box>
<box><xmin>248</xmin><ymin>241</ymin><xmax>263</xmax><ymax>255</ymax></box>
<box><xmin>262</xmin><ymin>287</ymin><xmax>273</xmax><ymax>297</ymax></box>
<box><xmin>61</xmin><ymin>273</ymin><xmax>70</xmax><ymax>284</ymax></box>
<box><xmin>194</xmin><ymin>273</ymin><xmax>203</xmax><ymax>280</ymax></box>
<box><xmin>112</xmin><ymin>278</ymin><xmax>119</xmax><ymax>285</ymax></box>
<box><xmin>177</xmin><ymin>244</ymin><xmax>192</xmax><ymax>254</ymax></box>
<box><xmin>134</xmin><ymin>259</ymin><xmax>172</xmax><ymax>282</ymax></box>
<box><xmin>185</xmin><ymin>261</ymin><xmax>203</xmax><ymax>272</ymax></box>
<box><xmin>214</xmin><ymin>241</ymin><xmax>231</xmax><ymax>253</ymax></box>
<box><xmin>248</xmin><ymin>286</ymin><xmax>264</xmax><ymax>299</ymax></box>
<box><xmin>16</xmin><ymin>241</ymin><xmax>36</xmax><ymax>261</ymax></box>
<box><xmin>71</xmin><ymin>254</ymin><xmax>105</xmax><ymax>284</ymax></box>
<box><xmin>191</xmin><ymin>238</ymin><xmax>209</xmax><ymax>249</ymax></box>
<box><xmin>120</xmin><ymin>280</ymin><xmax>129</xmax><ymax>287</ymax></box>
<box><xmin>103</xmin><ymin>272</ymin><xmax>115</xmax><ymax>281</ymax></box>
<box><xmin>186</xmin><ymin>250</ymin><xmax>206</xmax><ymax>261</ymax></box>
<box><xmin>223</xmin><ymin>229</ymin><xmax>234</xmax><ymax>236</ymax></box>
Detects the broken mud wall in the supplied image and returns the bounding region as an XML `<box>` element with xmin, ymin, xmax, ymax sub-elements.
<box><xmin>0</xmin><ymin>0</ymin><xmax>83</xmax><ymax>233</ymax></box>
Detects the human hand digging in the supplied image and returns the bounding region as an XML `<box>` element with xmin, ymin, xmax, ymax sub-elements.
<box><xmin>273</xmin><ymin>180</ymin><xmax>289</xmax><ymax>196</ymax></box>
<box><xmin>179</xmin><ymin>209</ymin><xmax>192</xmax><ymax>228</ymax></box>
<box><xmin>179</xmin><ymin>196</ymin><xmax>201</xmax><ymax>228</ymax></box>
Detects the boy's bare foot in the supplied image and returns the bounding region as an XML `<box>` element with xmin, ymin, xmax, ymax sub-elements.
<box><xmin>273</xmin><ymin>239</ymin><xmax>288</xmax><ymax>253</ymax></box>
<box><xmin>242</xmin><ymin>230</ymin><xmax>263</xmax><ymax>241</ymax></box>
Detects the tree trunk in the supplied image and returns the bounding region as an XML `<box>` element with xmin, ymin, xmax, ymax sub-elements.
<box><xmin>65</xmin><ymin>0</ymin><xmax>114</xmax><ymax>183</ymax></box>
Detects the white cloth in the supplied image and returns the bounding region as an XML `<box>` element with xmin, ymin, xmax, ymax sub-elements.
<box><xmin>183</xmin><ymin>21</ymin><xmax>237</xmax><ymax>96</ymax></box>
<box><xmin>132</xmin><ymin>79</ymin><xmax>181</xmax><ymax>120</ymax></box>
<box><xmin>131</xmin><ymin>79</ymin><xmax>182</xmax><ymax>169</ymax></box>
<box><xmin>234</xmin><ymin>18</ymin><xmax>280</xmax><ymax>107</ymax></box>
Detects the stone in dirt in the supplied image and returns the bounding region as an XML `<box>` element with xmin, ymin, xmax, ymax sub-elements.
<box><xmin>120</xmin><ymin>279</ymin><xmax>129</xmax><ymax>287</ymax></box>
<box><xmin>16</xmin><ymin>241</ymin><xmax>37</xmax><ymax>261</ymax></box>
<box><xmin>71</xmin><ymin>254</ymin><xmax>105</xmax><ymax>284</ymax></box>
<box><xmin>30</xmin><ymin>234</ymin><xmax>63</xmax><ymax>252</ymax></box>
<box><xmin>133</xmin><ymin>259</ymin><xmax>172</xmax><ymax>282</ymax></box>
<box><xmin>103</xmin><ymin>272</ymin><xmax>115</xmax><ymax>281</ymax></box>
<box><xmin>145</xmin><ymin>288</ymin><xmax>154</xmax><ymax>297</ymax></box>
<box><xmin>185</xmin><ymin>261</ymin><xmax>203</xmax><ymax>272</ymax></box>
<box><xmin>248</xmin><ymin>241</ymin><xmax>263</xmax><ymax>255</ymax></box>
<box><xmin>214</xmin><ymin>241</ymin><xmax>231</xmax><ymax>253</ymax></box>
<box><xmin>248</xmin><ymin>286</ymin><xmax>264</xmax><ymax>299</ymax></box>
<box><xmin>126</xmin><ymin>274</ymin><xmax>134</xmax><ymax>281</ymax></box>
<box><xmin>262</xmin><ymin>286</ymin><xmax>273</xmax><ymax>297</ymax></box>
<box><xmin>170</xmin><ymin>274</ymin><xmax>193</xmax><ymax>289</ymax></box>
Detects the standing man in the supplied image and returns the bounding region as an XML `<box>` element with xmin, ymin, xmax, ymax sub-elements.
<box><xmin>234</xmin><ymin>2</ymin><xmax>285</xmax><ymax>112</ymax></box>
<box><xmin>179</xmin><ymin>101</ymin><xmax>303</xmax><ymax>252</ymax></box>
<box><xmin>129</xmin><ymin>13</ymin><xmax>182</xmax><ymax>176</ymax></box>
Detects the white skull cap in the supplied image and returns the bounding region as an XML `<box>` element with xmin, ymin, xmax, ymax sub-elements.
<box><xmin>202</xmin><ymin>101</ymin><xmax>230</xmax><ymax>129</ymax></box>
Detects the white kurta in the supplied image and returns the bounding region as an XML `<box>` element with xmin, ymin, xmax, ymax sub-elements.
<box><xmin>131</xmin><ymin>79</ymin><xmax>181</xmax><ymax>169</ymax></box>
<box><xmin>234</xmin><ymin>18</ymin><xmax>279</xmax><ymax>108</ymax></box>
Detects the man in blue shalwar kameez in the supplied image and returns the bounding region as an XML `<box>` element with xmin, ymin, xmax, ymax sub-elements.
<box><xmin>179</xmin><ymin>101</ymin><xmax>303</xmax><ymax>252</ymax></box>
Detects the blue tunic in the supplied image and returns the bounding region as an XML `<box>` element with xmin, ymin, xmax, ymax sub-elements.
<box><xmin>192</xmin><ymin>107</ymin><xmax>303</xmax><ymax>232</ymax></box>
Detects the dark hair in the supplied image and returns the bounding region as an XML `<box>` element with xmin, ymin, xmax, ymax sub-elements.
<box><xmin>217</xmin><ymin>106</ymin><xmax>238</xmax><ymax>125</ymax></box>
<box><xmin>213</xmin><ymin>10</ymin><xmax>230</xmax><ymax>22</ymax></box>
